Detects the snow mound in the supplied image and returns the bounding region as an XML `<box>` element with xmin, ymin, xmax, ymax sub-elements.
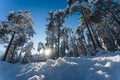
<box><xmin>0</xmin><ymin>51</ymin><xmax>120</xmax><ymax>80</ymax></box>
<box><xmin>28</xmin><ymin>75</ymin><xmax>45</xmax><ymax>80</ymax></box>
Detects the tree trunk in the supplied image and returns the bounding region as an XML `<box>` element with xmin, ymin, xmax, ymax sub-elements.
<box><xmin>80</xmin><ymin>8</ymin><xmax>97</xmax><ymax>53</ymax></box>
<box><xmin>3</xmin><ymin>32</ymin><xmax>16</xmax><ymax>61</ymax></box>
<box><xmin>57</xmin><ymin>26</ymin><xmax>60</xmax><ymax>57</ymax></box>
<box><xmin>105</xmin><ymin>22</ymin><xmax>120</xmax><ymax>45</ymax></box>
<box><xmin>51</xmin><ymin>29</ymin><xmax>54</xmax><ymax>59</ymax></box>
<box><xmin>10</xmin><ymin>45</ymin><xmax>17</xmax><ymax>63</ymax></box>
<box><xmin>22</xmin><ymin>54</ymin><xmax>26</xmax><ymax>64</ymax></box>
<box><xmin>63</xmin><ymin>39</ymin><xmax>66</xmax><ymax>57</ymax></box>
<box><xmin>90</xmin><ymin>25</ymin><xmax>102</xmax><ymax>49</ymax></box>
<box><xmin>18</xmin><ymin>49</ymin><xmax>22</xmax><ymax>62</ymax></box>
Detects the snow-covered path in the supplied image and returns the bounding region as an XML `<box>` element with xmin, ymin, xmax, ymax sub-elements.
<box><xmin>0</xmin><ymin>52</ymin><xmax>120</xmax><ymax>80</ymax></box>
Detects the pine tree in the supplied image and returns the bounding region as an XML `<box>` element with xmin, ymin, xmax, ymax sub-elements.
<box><xmin>22</xmin><ymin>41</ymin><xmax>34</xmax><ymax>64</ymax></box>
<box><xmin>2</xmin><ymin>10</ymin><xmax>35</xmax><ymax>61</ymax></box>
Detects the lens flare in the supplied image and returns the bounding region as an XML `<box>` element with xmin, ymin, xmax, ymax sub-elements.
<box><xmin>44</xmin><ymin>48</ymin><xmax>52</xmax><ymax>57</ymax></box>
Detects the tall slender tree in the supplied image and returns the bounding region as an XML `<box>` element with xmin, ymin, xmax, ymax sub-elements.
<box><xmin>2</xmin><ymin>10</ymin><xmax>35</xmax><ymax>61</ymax></box>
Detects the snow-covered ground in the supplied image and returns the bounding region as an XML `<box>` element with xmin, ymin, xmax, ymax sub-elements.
<box><xmin>0</xmin><ymin>52</ymin><xmax>120</xmax><ymax>80</ymax></box>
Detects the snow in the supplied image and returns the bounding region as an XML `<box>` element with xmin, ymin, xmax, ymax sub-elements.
<box><xmin>88</xmin><ymin>0</ymin><xmax>98</xmax><ymax>4</ymax></box>
<box><xmin>0</xmin><ymin>51</ymin><xmax>120</xmax><ymax>80</ymax></box>
<box><xmin>0</xmin><ymin>39</ymin><xmax>6</xmax><ymax>44</ymax></box>
<box><xmin>69</xmin><ymin>1</ymin><xmax>80</xmax><ymax>13</ymax></box>
<box><xmin>104</xmin><ymin>62</ymin><xmax>111</xmax><ymax>68</ymax></box>
<box><xmin>28</xmin><ymin>75</ymin><xmax>45</xmax><ymax>80</ymax></box>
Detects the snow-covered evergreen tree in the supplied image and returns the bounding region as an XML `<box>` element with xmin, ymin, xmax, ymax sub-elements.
<box><xmin>22</xmin><ymin>41</ymin><xmax>34</xmax><ymax>64</ymax></box>
<box><xmin>1</xmin><ymin>10</ymin><xmax>35</xmax><ymax>62</ymax></box>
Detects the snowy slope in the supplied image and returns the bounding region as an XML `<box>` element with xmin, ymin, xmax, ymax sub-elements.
<box><xmin>0</xmin><ymin>52</ymin><xmax>120</xmax><ymax>80</ymax></box>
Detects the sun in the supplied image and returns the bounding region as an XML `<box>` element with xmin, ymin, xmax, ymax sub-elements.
<box><xmin>44</xmin><ymin>48</ymin><xmax>52</xmax><ymax>57</ymax></box>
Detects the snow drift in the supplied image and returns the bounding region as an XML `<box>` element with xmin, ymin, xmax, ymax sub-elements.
<box><xmin>0</xmin><ymin>51</ymin><xmax>120</xmax><ymax>80</ymax></box>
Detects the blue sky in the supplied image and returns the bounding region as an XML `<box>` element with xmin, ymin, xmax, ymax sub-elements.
<box><xmin>0</xmin><ymin>0</ymin><xmax>79</xmax><ymax>52</ymax></box>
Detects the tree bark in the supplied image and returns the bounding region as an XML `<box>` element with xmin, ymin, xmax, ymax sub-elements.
<box><xmin>90</xmin><ymin>25</ymin><xmax>102</xmax><ymax>49</ymax></box>
<box><xmin>3</xmin><ymin>32</ymin><xmax>16</xmax><ymax>61</ymax></box>
<box><xmin>80</xmin><ymin>8</ymin><xmax>97</xmax><ymax>52</ymax></box>
<box><xmin>51</xmin><ymin>29</ymin><xmax>54</xmax><ymax>59</ymax></box>
<box><xmin>10</xmin><ymin>45</ymin><xmax>17</xmax><ymax>63</ymax></box>
<box><xmin>18</xmin><ymin>49</ymin><xmax>22</xmax><ymax>62</ymax></box>
<box><xmin>57</xmin><ymin>26</ymin><xmax>60</xmax><ymax>57</ymax></box>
